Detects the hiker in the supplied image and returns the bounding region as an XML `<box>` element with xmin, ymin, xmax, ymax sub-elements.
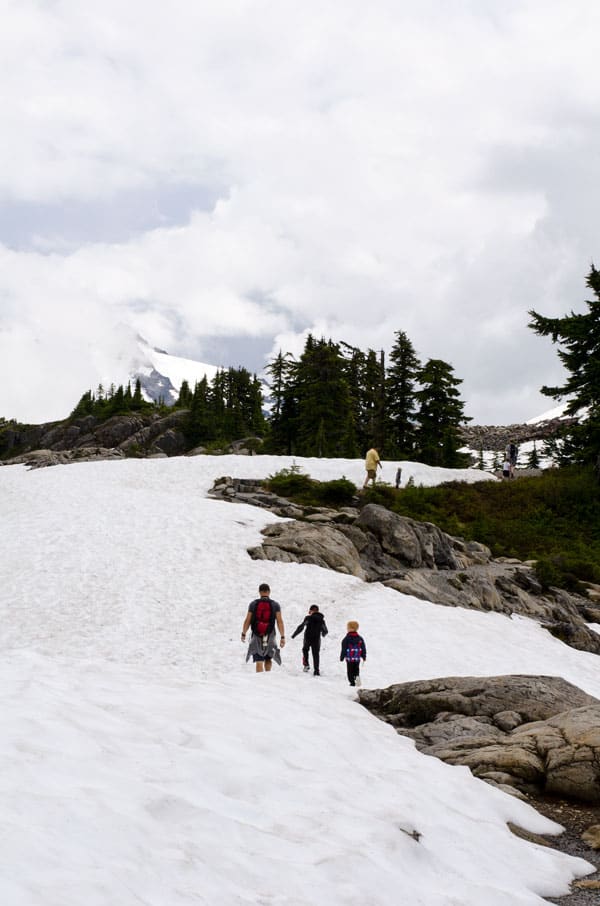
<box><xmin>502</xmin><ymin>457</ymin><xmax>511</xmax><ymax>480</ymax></box>
<box><xmin>291</xmin><ymin>604</ymin><xmax>328</xmax><ymax>676</ymax></box>
<box><xmin>363</xmin><ymin>447</ymin><xmax>382</xmax><ymax>488</ymax></box>
<box><xmin>340</xmin><ymin>620</ymin><xmax>367</xmax><ymax>687</ymax></box>
<box><xmin>506</xmin><ymin>442</ymin><xmax>518</xmax><ymax>476</ymax></box>
<box><xmin>395</xmin><ymin>467</ymin><xmax>402</xmax><ymax>489</ymax></box>
<box><xmin>241</xmin><ymin>582</ymin><xmax>286</xmax><ymax>673</ymax></box>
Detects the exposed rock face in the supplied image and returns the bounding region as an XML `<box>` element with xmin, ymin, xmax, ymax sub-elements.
<box><xmin>354</xmin><ymin>504</ymin><xmax>460</xmax><ymax>570</ymax></box>
<box><xmin>1</xmin><ymin>416</ymin><xmax>264</xmax><ymax>466</ymax></box>
<box><xmin>251</xmin><ymin>522</ymin><xmax>366</xmax><ymax>578</ymax></box>
<box><xmin>208</xmin><ymin>478</ymin><xmax>600</xmax><ymax>657</ymax></box>
<box><xmin>458</xmin><ymin>417</ymin><xmax>578</xmax><ymax>454</ymax></box>
<box><xmin>1</xmin><ymin>412</ymin><xmax>190</xmax><ymax>463</ymax></box>
<box><xmin>359</xmin><ymin>675</ymin><xmax>600</xmax><ymax>803</ymax></box>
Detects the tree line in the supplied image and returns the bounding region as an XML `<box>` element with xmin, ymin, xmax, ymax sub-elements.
<box><xmin>264</xmin><ymin>332</ymin><xmax>469</xmax><ymax>466</ymax></box>
<box><xmin>69</xmin><ymin>332</ymin><xmax>471</xmax><ymax>467</ymax></box>
<box><xmin>66</xmin><ymin>262</ymin><xmax>600</xmax><ymax>469</ymax></box>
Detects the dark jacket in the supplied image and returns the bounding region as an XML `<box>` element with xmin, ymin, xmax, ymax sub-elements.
<box><xmin>292</xmin><ymin>611</ymin><xmax>328</xmax><ymax>642</ymax></box>
<box><xmin>340</xmin><ymin>631</ymin><xmax>367</xmax><ymax>661</ymax></box>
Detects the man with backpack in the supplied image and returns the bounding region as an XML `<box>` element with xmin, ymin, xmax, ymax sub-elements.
<box><xmin>241</xmin><ymin>583</ymin><xmax>286</xmax><ymax>673</ymax></box>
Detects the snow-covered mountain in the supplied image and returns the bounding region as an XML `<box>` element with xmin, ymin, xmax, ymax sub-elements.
<box><xmin>130</xmin><ymin>336</ymin><xmax>221</xmax><ymax>405</ymax></box>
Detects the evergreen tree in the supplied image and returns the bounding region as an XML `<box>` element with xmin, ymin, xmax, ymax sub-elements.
<box><xmin>295</xmin><ymin>337</ymin><xmax>354</xmax><ymax>457</ymax></box>
<box><xmin>176</xmin><ymin>379</ymin><xmax>193</xmax><ymax>408</ymax></box>
<box><xmin>414</xmin><ymin>359</ymin><xmax>471</xmax><ymax>467</ymax></box>
<box><xmin>186</xmin><ymin>377</ymin><xmax>213</xmax><ymax>445</ymax></box>
<box><xmin>249</xmin><ymin>374</ymin><xmax>266</xmax><ymax>435</ymax></box>
<box><xmin>132</xmin><ymin>379</ymin><xmax>144</xmax><ymax>410</ymax></box>
<box><xmin>342</xmin><ymin>345</ymin><xmax>386</xmax><ymax>455</ymax></box>
<box><xmin>363</xmin><ymin>349</ymin><xmax>386</xmax><ymax>454</ymax></box>
<box><xmin>220</xmin><ymin>367</ymin><xmax>265</xmax><ymax>439</ymax></box>
<box><xmin>385</xmin><ymin>330</ymin><xmax>420</xmax><ymax>458</ymax></box>
<box><xmin>264</xmin><ymin>351</ymin><xmax>298</xmax><ymax>454</ymax></box>
<box><xmin>527</xmin><ymin>442</ymin><xmax>541</xmax><ymax>469</ymax></box>
<box><xmin>528</xmin><ymin>265</ymin><xmax>600</xmax><ymax>464</ymax></box>
<box><xmin>69</xmin><ymin>390</ymin><xmax>95</xmax><ymax>418</ymax></box>
<box><xmin>107</xmin><ymin>384</ymin><xmax>126</xmax><ymax>415</ymax></box>
<box><xmin>210</xmin><ymin>370</ymin><xmax>227</xmax><ymax>438</ymax></box>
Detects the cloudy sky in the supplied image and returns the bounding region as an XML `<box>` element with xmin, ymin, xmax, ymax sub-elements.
<box><xmin>1</xmin><ymin>0</ymin><xmax>598</xmax><ymax>425</ymax></box>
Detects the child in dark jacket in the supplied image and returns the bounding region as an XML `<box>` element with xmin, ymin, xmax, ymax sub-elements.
<box><xmin>291</xmin><ymin>604</ymin><xmax>328</xmax><ymax>675</ymax></box>
<box><xmin>340</xmin><ymin>620</ymin><xmax>367</xmax><ymax>687</ymax></box>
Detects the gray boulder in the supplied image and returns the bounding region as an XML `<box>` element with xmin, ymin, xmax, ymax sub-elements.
<box><xmin>248</xmin><ymin>521</ymin><xmax>366</xmax><ymax>578</ymax></box>
<box><xmin>359</xmin><ymin>675</ymin><xmax>600</xmax><ymax>802</ymax></box>
<box><xmin>356</xmin><ymin>504</ymin><xmax>460</xmax><ymax>570</ymax></box>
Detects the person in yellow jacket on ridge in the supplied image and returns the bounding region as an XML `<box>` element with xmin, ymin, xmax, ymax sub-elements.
<box><xmin>363</xmin><ymin>447</ymin><xmax>382</xmax><ymax>489</ymax></box>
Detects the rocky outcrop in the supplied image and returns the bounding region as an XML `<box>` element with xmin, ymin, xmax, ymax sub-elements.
<box><xmin>2</xmin><ymin>447</ymin><xmax>129</xmax><ymax>468</ymax></box>
<box><xmin>1</xmin><ymin>415</ymin><xmax>264</xmax><ymax>466</ymax></box>
<box><xmin>0</xmin><ymin>412</ymin><xmax>190</xmax><ymax>463</ymax></box>
<box><xmin>208</xmin><ymin>478</ymin><xmax>600</xmax><ymax>657</ymax></box>
<box><xmin>252</xmin><ymin>522</ymin><xmax>366</xmax><ymax>578</ymax></box>
<box><xmin>459</xmin><ymin>417</ymin><xmax>578</xmax><ymax>454</ymax></box>
<box><xmin>359</xmin><ymin>675</ymin><xmax>600</xmax><ymax>802</ymax></box>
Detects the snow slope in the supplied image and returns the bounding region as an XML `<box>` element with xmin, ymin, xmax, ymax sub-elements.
<box><xmin>0</xmin><ymin>454</ymin><xmax>595</xmax><ymax>905</ymax></box>
<box><xmin>132</xmin><ymin>336</ymin><xmax>221</xmax><ymax>403</ymax></box>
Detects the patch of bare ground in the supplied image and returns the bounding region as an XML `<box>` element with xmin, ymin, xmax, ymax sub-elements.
<box><xmin>532</xmin><ymin>798</ymin><xmax>600</xmax><ymax>904</ymax></box>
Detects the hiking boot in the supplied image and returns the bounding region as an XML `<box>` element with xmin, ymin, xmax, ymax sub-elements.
<box><xmin>303</xmin><ymin>665</ymin><xmax>310</xmax><ymax>673</ymax></box>
<box><xmin>313</xmin><ymin>670</ymin><xmax>320</xmax><ymax>676</ymax></box>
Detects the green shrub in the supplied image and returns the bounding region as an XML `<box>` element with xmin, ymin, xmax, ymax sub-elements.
<box><xmin>266</xmin><ymin>469</ymin><xmax>356</xmax><ymax>506</ymax></box>
<box><xmin>534</xmin><ymin>557</ymin><xmax>563</xmax><ymax>590</ymax></box>
<box><xmin>313</xmin><ymin>478</ymin><xmax>357</xmax><ymax>506</ymax></box>
<box><xmin>267</xmin><ymin>466</ymin><xmax>314</xmax><ymax>498</ymax></box>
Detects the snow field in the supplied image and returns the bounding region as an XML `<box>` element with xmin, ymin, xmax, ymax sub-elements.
<box><xmin>0</xmin><ymin>454</ymin><xmax>595</xmax><ymax>905</ymax></box>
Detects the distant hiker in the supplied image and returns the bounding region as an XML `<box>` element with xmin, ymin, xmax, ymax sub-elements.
<box><xmin>340</xmin><ymin>620</ymin><xmax>367</xmax><ymax>687</ymax></box>
<box><xmin>241</xmin><ymin>583</ymin><xmax>286</xmax><ymax>673</ymax></box>
<box><xmin>502</xmin><ymin>458</ymin><xmax>511</xmax><ymax>480</ymax></box>
<box><xmin>363</xmin><ymin>447</ymin><xmax>382</xmax><ymax>488</ymax></box>
<box><xmin>506</xmin><ymin>442</ymin><xmax>518</xmax><ymax>472</ymax></box>
<box><xmin>291</xmin><ymin>604</ymin><xmax>328</xmax><ymax>676</ymax></box>
<box><xmin>395</xmin><ymin>467</ymin><xmax>402</xmax><ymax>489</ymax></box>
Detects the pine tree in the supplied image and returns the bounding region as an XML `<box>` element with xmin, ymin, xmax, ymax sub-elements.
<box><xmin>385</xmin><ymin>330</ymin><xmax>420</xmax><ymax>458</ymax></box>
<box><xmin>107</xmin><ymin>384</ymin><xmax>126</xmax><ymax>415</ymax></box>
<box><xmin>176</xmin><ymin>379</ymin><xmax>193</xmax><ymax>408</ymax></box>
<box><xmin>414</xmin><ymin>359</ymin><xmax>471</xmax><ymax>467</ymax></box>
<box><xmin>186</xmin><ymin>377</ymin><xmax>213</xmax><ymax>445</ymax></box>
<box><xmin>527</xmin><ymin>442</ymin><xmax>541</xmax><ymax>469</ymax></box>
<box><xmin>132</xmin><ymin>379</ymin><xmax>144</xmax><ymax>410</ymax></box>
<box><xmin>264</xmin><ymin>351</ymin><xmax>298</xmax><ymax>454</ymax></box>
<box><xmin>69</xmin><ymin>390</ymin><xmax>95</xmax><ymax>418</ymax></box>
<box><xmin>295</xmin><ymin>337</ymin><xmax>354</xmax><ymax>457</ymax></box>
<box><xmin>220</xmin><ymin>367</ymin><xmax>265</xmax><ymax>439</ymax></box>
<box><xmin>528</xmin><ymin>265</ymin><xmax>600</xmax><ymax>464</ymax></box>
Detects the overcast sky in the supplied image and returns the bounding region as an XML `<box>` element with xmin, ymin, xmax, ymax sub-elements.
<box><xmin>1</xmin><ymin>0</ymin><xmax>598</xmax><ymax>425</ymax></box>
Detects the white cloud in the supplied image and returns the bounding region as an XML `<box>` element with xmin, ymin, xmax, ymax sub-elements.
<box><xmin>1</xmin><ymin>0</ymin><xmax>599</xmax><ymax>423</ymax></box>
